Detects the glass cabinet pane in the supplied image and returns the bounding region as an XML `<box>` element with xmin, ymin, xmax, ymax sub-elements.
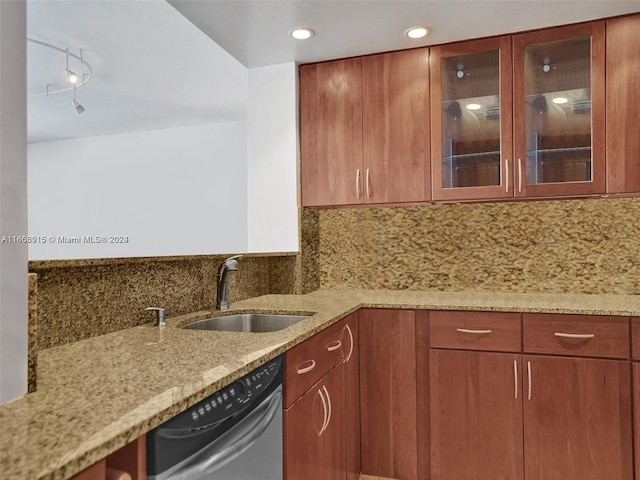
<box><xmin>524</xmin><ymin>37</ymin><xmax>592</xmax><ymax>185</ymax></box>
<box><xmin>441</xmin><ymin>50</ymin><xmax>501</xmax><ymax>188</ymax></box>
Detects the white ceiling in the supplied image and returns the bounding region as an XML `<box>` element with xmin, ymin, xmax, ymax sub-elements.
<box><xmin>27</xmin><ymin>0</ymin><xmax>640</xmax><ymax>144</ymax></box>
<box><xmin>169</xmin><ymin>0</ymin><xmax>640</xmax><ymax>68</ymax></box>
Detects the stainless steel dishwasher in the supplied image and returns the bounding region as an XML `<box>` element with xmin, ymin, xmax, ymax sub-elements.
<box><xmin>147</xmin><ymin>356</ymin><xmax>283</xmax><ymax>480</ymax></box>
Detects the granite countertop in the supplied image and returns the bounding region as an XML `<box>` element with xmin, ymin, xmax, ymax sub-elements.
<box><xmin>2</xmin><ymin>289</ymin><xmax>639</xmax><ymax>480</ymax></box>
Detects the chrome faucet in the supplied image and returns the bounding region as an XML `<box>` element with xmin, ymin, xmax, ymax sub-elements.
<box><xmin>216</xmin><ymin>255</ymin><xmax>243</xmax><ymax>310</ymax></box>
<box><xmin>145</xmin><ymin>307</ymin><xmax>166</xmax><ymax>327</ymax></box>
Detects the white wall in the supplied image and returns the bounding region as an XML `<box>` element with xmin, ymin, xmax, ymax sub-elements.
<box><xmin>247</xmin><ymin>62</ymin><xmax>299</xmax><ymax>252</ymax></box>
<box><xmin>28</xmin><ymin>122</ymin><xmax>248</xmax><ymax>259</ymax></box>
<box><xmin>0</xmin><ymin>0</ymin><xmax>28</xmax><ymax>404</ymax></box>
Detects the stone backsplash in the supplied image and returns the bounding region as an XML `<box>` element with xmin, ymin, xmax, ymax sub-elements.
<box><xmin>30</xmin><ymin>253</ymin><xmax>298</xmax><ymax>350</ymax></box>
<box><xmin>305</xmin><ymin>197</ymin><xmax>640</xmax><ymax>294</ymax></box>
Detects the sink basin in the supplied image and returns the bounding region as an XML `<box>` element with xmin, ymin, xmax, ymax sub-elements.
<box><xmin>182</xmin><ymin>313</ymin><xmax>309</xmax><ymax>333</ymax></box>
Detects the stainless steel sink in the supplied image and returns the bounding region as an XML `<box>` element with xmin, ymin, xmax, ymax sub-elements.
<box><xmin>182</xmin><ymin>313</ymin><xmax>309</xmax><ymax>333</ymax></box>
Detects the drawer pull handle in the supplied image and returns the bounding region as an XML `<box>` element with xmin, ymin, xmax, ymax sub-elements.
<box><xmin>554</xmin><ymin>332</ymin><xmax>595</xmax><ymax>339</ymax></box>
<box><xmin>356</xmin><ymin>169</ymin><xmax>361</xmax><ymax>199</ymax></box>
<box><xmin>513</xmin><ymin>360</ymin><xmax>518</xmax><ymax>399</ymax></box>
<box><xmin>365</xmin><ymin>168</ymin><xmax>371</xmax><ymax>199</ymax></box>
<box><xmin>456</xmin><ymin>328</ymin><xmax>492</xmax><ymax>334</ymax></box>
<box><xmin>327</xmin><ymin>340</ymin><xmax>342</xmax><ymax>352</ymax></box>
<box><xmin>517</xmin><ymin>158</ymin><xmax>523</xmax><ymax>193</ymax></box>
<box><xmin>297</xmin><ymin>360</ymin><xmax>316</xmax><ymax>374</ymax></box>
<box><xmin>527</xmin><ymin>361</ymin><xmax>532</xmax><ymax>401</ymax></box>
<box><xmin>345</xmin><ymin>324</ymin><xmax>354</xmax><ymax>362</ymax></box>
<box><xmin>322</xmin><ymin>385</ymin><xmax>332</xmax><ymax>430</ymax></box>
<box><xmin>318</xmin><ymin>388</ymin><xmax>328</xmax><ymax>435</ymax></box>
<box><xmin>505</xmin><ymin>158</ymin><xmax>509</xmax><ymax>192</ymax></box>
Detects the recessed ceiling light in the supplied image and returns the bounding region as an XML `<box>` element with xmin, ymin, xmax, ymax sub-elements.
<box><xmin>552</xmin><ymin>97</ymin><xmax>568</xmax><ymax>104</ymax></box>
<box><xmin>466</xmin><ymin>103</ymin><xmax>482</xmax><ymax>111</ymax></box>
<box><xmin>405</xmin><ymin>26</ymin><xmax>430</xmax><ymax>39</ymax></box>
<box><xmin>290</xmin><ymin>28</ymin><xmax>314</xmax><ymax>40</ymax></box>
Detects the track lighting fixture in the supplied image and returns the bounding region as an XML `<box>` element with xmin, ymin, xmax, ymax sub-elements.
<box><xmin>27</xmin><ymin>38</ymin><xmax>93</xmax><ymax>116</ymax></box>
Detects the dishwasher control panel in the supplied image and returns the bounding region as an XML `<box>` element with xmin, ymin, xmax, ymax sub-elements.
<box><xmin>160</xmin><ymin>355</ymin><xmax>283</xmax><ymax>431</ymax></box>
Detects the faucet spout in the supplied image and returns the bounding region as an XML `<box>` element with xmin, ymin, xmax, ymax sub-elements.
<box><xmin>216</xmin><ymin>255</ymin><xmax>243</xmax><ymax>310</ymax></box>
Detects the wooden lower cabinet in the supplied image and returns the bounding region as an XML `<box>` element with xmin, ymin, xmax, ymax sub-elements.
<box><xmin>70</xmin><ymin>436</ymin><xmax>146</xmax><ymax>480</ymax></box>
<box><xmin>430</xmin><ymin>349</ymin><xmax>633</xmax><ymax>480</ymax></box>
<box><xmin>343</xmin><ymin>313</ymin><xmax>361</xmax><ymax>480</ymax></box>
<box><xmin>359</xmin><ymin>309</ymin><xmax>422</xmax><ymax>480</ymax></box>
<box><xmin>430</xmin><ymin>349</ymin><xmax>524</xmax><ymax>480</ymax></box>
<box><xmin>284</xmin><ymin>362</ymin><xmax>346</xmax><ymax>480</ymax></box>
<box><xmin>634</xmin><ymin>363</ymin><xmax>640</xmax><ymax>480</ymax></box>
<box><xmin>523</xmin><ymin>355</ymin><xmax>633</xmax><ymax>480</ymax></box>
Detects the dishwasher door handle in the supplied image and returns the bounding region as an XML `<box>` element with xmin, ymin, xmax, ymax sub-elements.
<box><xmin>169</xmin><ymin>387</ymin><xmax>282</xmax><ymax>479</ymax></box>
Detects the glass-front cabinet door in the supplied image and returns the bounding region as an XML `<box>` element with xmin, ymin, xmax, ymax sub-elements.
<box><xmin>513</xmin><ymin>22</ymin><xmax>605</xmax><ymax>197</ymax></box>
<box><xmin>431</xmin><ymin>37</ymin><xmax>513</xmax><ymax>201</ymax></box>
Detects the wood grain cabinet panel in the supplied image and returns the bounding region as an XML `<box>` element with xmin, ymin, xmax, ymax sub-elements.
<box><xmin>523</xmin><ymin>314</ymin><xmax>630</xmax><ymax>359</ymax></box>
<box><xmin>634</xmin><ymin>363</ymin><xmax>640</xmax><ymax>479</ymax></box>
<box><xmin>430</xmin><ymin>310</ymin><xmax>521</xmax><ymax>352</ymax></box>
<box><xmin>284</xmin><ymin>363</ymin><xmax>347</xmax><ymax>480</ymax></box>
<box><xmin>69</xmin><ymin>436</ymin><xmax>145</xmax><ymax>480</ymax></box>
<box><xmin>342</xmin><ymin>313</ymin><xmax>361</xmax><ymax>480</ymax></box>
<box><xmin>606</xmin><ymin>14</ymin><xmax>640</xmax><ymax>194</ymax></box>
<box><xmin>283</xmin><ymin>377</ymin><xmax>326</xmax><ymax>480</ymax></box>
<box><xmin>430</xmin><ymin>349</ymin><xmax>524</xmax><ymax>480</ymax></box>
<box><xmin>359</xmin><ymin>309</ymin><xmax>419</xmax><ymax>480</ymax></box>
<box><xmin>632</xmin><ymin>318</ymin><xmax>640</xmax><ymax>361</ymax></box>
<box><xmin>69</xmin><ymin>460</ymin><xmax>106</xmax><ymax>480</ymax></box>
<box><xmin>362</xmin><ymin>48</ymin><xmax>430</xmax><ymax>204</ymax></box>
<box><xmin>300</xmin><ymin>58</ymin><xmax>363</xmax><ymax>207</ymax></box>
<box><xmin>523</xmin><ymin>355</ymin><xmax>633</xmax><ymax>480</ymax></box>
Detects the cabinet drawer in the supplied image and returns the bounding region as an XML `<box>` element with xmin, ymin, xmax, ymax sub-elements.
<box><xmin>430</xmin><ymin>311</ymin><xmax>521</xmax><ymax>352</ymax></box>
<box><xmin>284</xmin><ymin>319</ymin><xmax>346</xmax><ymax>407</ymax></box>
<box><xmin>632</xmin><ymin>318</ymin><xmax>640</xmax><ymax>361</ymax></box>
<box><xmin>523</xmin><ymin>314</ymin><xmax>629</xmax><ymax>359</ymax></box>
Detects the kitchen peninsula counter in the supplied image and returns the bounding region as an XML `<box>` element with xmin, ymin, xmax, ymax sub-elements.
<box><xmin>2</xmin><ymin>289</ymin><xmax>639</xmax><ymax>479</ymax></box>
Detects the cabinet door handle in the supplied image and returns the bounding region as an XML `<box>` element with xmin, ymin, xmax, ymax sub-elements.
<box><xmin>318</xmin><ymin>388</ymin><xmax>328</xmax><ymax>435</ymax></box>
<box><xmin>554</xmin><ymin>332</ymin><xmax>595</xmax><ymax>339</ymax></box>
<box><xmin>322</xmin><ymin>385</ymin><xmax>332</xmax><ymax>430</ymax></box>
<box><xmin>356</xmin><ymin>169</ymin><xmax>361</xmax><ymax>199</ymax></box>
<box><xmin>327</xmin><ymin>340</ymin><xmax>342</xmax><ymax>352</ymax></box>
<box><xmin>513</xmin><ymin>360</ymin><xmax>518</xmax><ymax>399</ymax></box>
<box><xmin>517</xmin><ymin>158</ymin><xmax>523</xmax><ymax>193</ymax></box>
<box><xmin>527</xmin><ymin>361</ymin><xmax>532</xmax><ymax>401</ymax></box>
<box><xmin>456</xmin><ymin>328</ymin><xmax>492</xmax><ymax>334</ymax></box>
<box><xmin>365</xmin><ymin>168</ymin><xmax>371</xmax><ymax>199</ymax></box>
<box><xmin>345</xmin><ymin>324</ymin><xmax>354</xmax><ymax>362</ymax></box>
<box><xmin>505</xmin><ymin>158</ymin><xmax>509</xmax><ymax>193</ymax></box>
<box><xmin>297</xmin><ymin>359</ymin><xmax>316</xmax><ymax>374</ymax></box>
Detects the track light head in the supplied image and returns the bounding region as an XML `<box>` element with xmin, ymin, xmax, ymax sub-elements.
<box><xmin>72</xmin><ymin>99</ymin><xmax>85</xmax><ymax>115</ymax></box>
<box><xmin>65</xmin><ymin>69</ymin><xmax>79</xmax><ymax>85</ymax></box>
<box><xmin>71</xmin><ymin>86</ymin><xmax>85</xmax><ymax>114</ymax></box>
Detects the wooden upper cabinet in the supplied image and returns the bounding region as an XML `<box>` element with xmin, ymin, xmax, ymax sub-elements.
<box><xmin>300</xmin><ymin>58</ymin><xmax>363</xmax><ymax>207</ymax></box>
<box><xmin>513</xmin><ymin>21</ymin><xmax>606</xmax><ymax>198</ymax></box>
<box><xmin>606</xmin><ymin>14</ymin><xmax>640</xmax><ymax>194</ymax></box>
<box><xmin>430</xmin><ymin>36</ymin><xmax>513</xmax><ymax>201</ymax></box>
<box><xmin>362</xmin><ymin>48</ymin><xmax>430</xmax><ymax>203</ymax></box>
<box><xmin>301</xmin><ymin>49</ymin><xmax>430</xmax><ymax>207</ymax></box>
